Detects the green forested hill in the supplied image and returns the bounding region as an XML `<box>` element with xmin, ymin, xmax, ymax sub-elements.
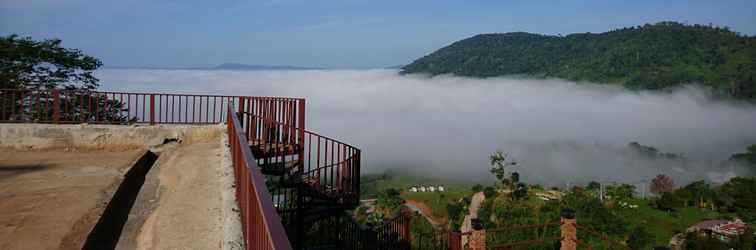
<box><xmin>401</xmin><ymin>22</ymin><xmax>756</xmax><ymax>100</ymax></box>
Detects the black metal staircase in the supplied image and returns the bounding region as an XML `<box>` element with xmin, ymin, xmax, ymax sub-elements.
<box><xmin>237</xmin><ymin>97</ymin><xmax>410</xmax><ymax>249</ymax></box>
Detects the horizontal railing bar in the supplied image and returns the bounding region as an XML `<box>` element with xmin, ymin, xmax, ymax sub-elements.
<box><xmin>0</xmin><ymin>88</ymin><xmax>305</xmax><ymax>100</ymax></box>
<box><xmin>486</xmin><ymin>221</ymin><xmax>561</xmax><ymax>233</ymax></box>
<box><xmin>245</xmin><ymin>114</ymin><xmax>359</xmax><ymax>150</ymax></box>
<box><xmin>487</xmin><ymin>236</ymin><xmax>562</xmax><ymax>249</ymax></box>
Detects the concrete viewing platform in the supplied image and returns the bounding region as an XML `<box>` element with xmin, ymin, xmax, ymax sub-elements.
<box><xmin>0</xmin><ymin>123</ymin><xmax>242</xmax><ymax>250</ymax></box>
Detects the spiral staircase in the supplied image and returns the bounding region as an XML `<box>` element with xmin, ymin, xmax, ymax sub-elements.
<box><xmin>236</xmin><ymin>97</ymin><xmax>365</xmax><ymax>249</ymax></box>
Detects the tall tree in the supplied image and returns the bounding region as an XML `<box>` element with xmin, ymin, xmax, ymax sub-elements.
<box><xmin>0</xmin><ymin>35</ymin><xmax>132</xmax><ymax>123</ymax></box>
<box><xmin>1</xmin><ymin>34</ymin><xmax>102</xmax><ymax>90</ymax></box>
<box><xmin>650</xmin><ymin>174</ymin><xmax>676</xmax><ymax>195</ymax></box>
<box><xmin>490</xmin><ymin>151</ymin><xmax>517</xmax><ymax>188</ymax></box>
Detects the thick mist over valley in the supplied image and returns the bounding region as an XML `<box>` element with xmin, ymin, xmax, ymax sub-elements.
<box><xmin>97</xmin><ymin>69</ymin><xmax>756</xmax><ymax>186</ymax></box>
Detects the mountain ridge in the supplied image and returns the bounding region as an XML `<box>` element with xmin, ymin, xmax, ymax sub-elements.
<box><xmin>401</xmin><ymin>22</ymin><xmax>756</xmax><ymax>100</ymax></box>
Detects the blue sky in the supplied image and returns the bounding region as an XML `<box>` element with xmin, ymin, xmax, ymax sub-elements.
<box><xmin>2</xmin><ymin>0</ymin><xmax>755</xmax><ymax>68</ymax></box>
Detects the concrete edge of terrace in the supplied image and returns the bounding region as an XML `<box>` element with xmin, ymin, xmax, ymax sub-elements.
<box><xmin>0</xmin><ymin>122</ymin><xmax>245</xmax><ymax>249</ymax></box>
<box><xmin>220</xmin><ymin>132</ymin><xmax>245</xmax><ymax>250</ymax></box>
<box><xmin>0</xmin><ymin>123</ymin><xmax>224</xmax><ymax>151</ymax></box>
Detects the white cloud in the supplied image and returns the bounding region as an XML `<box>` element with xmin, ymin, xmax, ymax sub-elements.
<box><xmin>96</xmin><ymin>69</ymin><xmax>756</xmax><ymax>186</ymax></box>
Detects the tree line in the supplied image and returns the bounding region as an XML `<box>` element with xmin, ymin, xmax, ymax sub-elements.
<box><xmin>401</xmin><ymin>22</ymin><xmax>756</xmax><ymax>101</ymax></box>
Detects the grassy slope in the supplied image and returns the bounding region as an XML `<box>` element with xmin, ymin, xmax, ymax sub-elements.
<box><xmin>402</xmin><ymin>189</ymin><xmax>472</xmax><ymax>219</ymax></box>
<box><xmin>363</xmin><ymin>172</ymin><xmax>723</xmax><ymax>247</ymax></box>
<box><xmin>361</xmin><ymin>172</ymin><xmax>473</xmax><ymax>219</ymax></box>
<box><xmin>618</xmin><ymin>198</ymin><xmax>719</xmax><ymax>245</ymax></box>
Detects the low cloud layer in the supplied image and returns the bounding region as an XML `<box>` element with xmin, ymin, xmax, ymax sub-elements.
<box><xmin>97</xmin><ymin>69</ymin><xmax>756</xmax><ymax>186</ymax></box>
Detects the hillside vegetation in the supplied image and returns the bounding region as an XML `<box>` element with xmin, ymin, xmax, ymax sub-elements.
<box><xmin>401</xmin><ymin>22</ymin><xmax>756</xmax><ymax>100</ymax></box>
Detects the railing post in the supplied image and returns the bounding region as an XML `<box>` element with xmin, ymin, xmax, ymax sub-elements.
<box><xmin>237</xmin><ymin>96</ymin><xmax>244</xmax><ymax>115</ymax></box>
<box><xmin>449</xmin><ymin>230</ymin><xmax>462</xmax><ymax>250</ymax></box>
<box><xmin>402</xmin><ymin>211</ymin><xmax>412</xmax><ymax>242</ymax></box>
<box><xmin>149</xmin><ymin>94</ymin><xmax>155</xmax><ymax>125</ymax></box>
<box><xmin>560</xmin><ymin>209</ymin><xmax>577</xmax><ymax>250</ymax></box>
<box><xmin>469</xmin><ymin>218</ymin><xmax>486</xmax><ymax>250</ymax></box>
<box><xmin>355</xmin><ymin>150</ymin><xmax>360</xmax><ymax>201</ymax></box>
<box><xmin>298</xmin><ymin>99</ymin><xmax>305</xmax><ymax>173</ymax></box>
<box><xmin>52</xmin><ymin>89</ymin><xmax>60</xmax><ymax>124</ymax></box>
<box><xmin>237</xmin><ymin>97</ymin><xmax>244</xmax><ymax>127</ymax></box>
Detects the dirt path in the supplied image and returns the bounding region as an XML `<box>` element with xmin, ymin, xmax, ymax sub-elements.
<box><xmin>116</xmin><ymin>143</ymin><xmax>225</xmax><ymax>250</ymax></box>
<box><xmin>461</xmin><ymin>192</ymin><xmax>485</xmax><ymax>247</ymax></box>
<box><xmin>0</xmin><ymin>150</ymin><xmax>143</xmax><ymax>250</ymax></box>
<box><xmin>405</xmin><ymin>200</ymin><xmax>447</xmax><ymax>226</ymax></box>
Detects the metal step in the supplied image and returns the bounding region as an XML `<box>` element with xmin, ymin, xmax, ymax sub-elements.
<box><xmin>259</xmin><ymin>160</ymin><xmax>300</xmax><ymax>176</ymax></box>
<box><xmin>249</xmin><ymin>140</ymin><xmax>301</xmax><ymax>158</ymax></box>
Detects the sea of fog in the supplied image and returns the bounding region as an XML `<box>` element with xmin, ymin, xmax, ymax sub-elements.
<box><xmin>96</xmin><ymin>69</ymin><xmax>756</xmax><ymax>187</ymax></box>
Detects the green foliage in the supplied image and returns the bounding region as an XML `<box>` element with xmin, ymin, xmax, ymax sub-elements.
<box><xmin>490</xmin><ymin>151</ymin><xmax>517</xmax><ymax>187</ymax></box>
<box><xmin>716</xmin><ymin>177</ymin><xmax>756</xmax><ymax>223</ymax></box>
<box><xmin>513</xmin><ymin>183</ymin><xmax>528</xmax><ymax>200</ymax></box>
<box><xmin>376</xmin><ymin>188</ymin><xmax>404</xmax><ymax>215</ymax></box>
<box><xmin>483</xmin><ymin>186</ymin><xmax>497</xmax><ymax>199</ymax></box>
<box><xmin>655</xmin><ymin>191</ymin><xmax>686</xmax><ymax>212</ymax></box>
<box><xmin>472</xmin><ymin>184</ymin><xmax>483</xmax><ymax>193</ymax></box>
<box><xmin>627</xmin><ymin>226</ymin><xmax>653</xmax><ymax>250</ymax></box>
<box><xmin>736</xmin><ymin>227</ymin><xmax>755</xmax><ymax>250</ymax></box>
<box><xmin>683</xmin><ymin>180</ymin><xmax>715</xmax><ymax>207</ymax></box>
<box><xmin>1</xmin><ymin>34</ymin><xmax>102</xmax><ymax>90</ymax></box>
<box><xmin>0</xmin><ymin>35</ymin><xmax>134</xmax><ymax>123</ymax></box>
<box><xmin>445</xmin><ymin>202</ymin><xmax>464</xmax><ymax>221</ymax></box>
<box><xmin>606</xmin><ymin>184</ymin><xmax>636</xmax><ymax>203</ymax></box>
<box><xmin>402</xmin><ymin>188</ymin><xmax>472</xmax><ymax>220</ymax></box>
<box><xmin>360</xmin><ymin>172</ymin><xmax>397</xmax><ymax>199</ymax></box>
<box><xmin>402</xmin><ymin>22</ymin><xmax>756</xmax><ymax>101</ymax></box>
<box><xmin>731</xmin><ymin>144</ymin><xmax>756</xmax><ymax>174</ymax></box>
<box><xmin>627</xmin><ymin>198</ymin><xmax>720</xmax><ymax>246</ymax></box>
<box><xmin>409</xmin><ymin>214</ymin><xmax>443</xmax><ymax>249</ymax></box>
<box><xmin>587</xmin><ymin>181</ymin><xmax>600</xmax><ymax>191</ymax></box>
<box><xmin>510</xmin><ymin>172</ymin><xmax>520</xmax><ymax>183</ymax></box>
<box><xmin>684</xmin><ymin>232</ymin><xmax>730</xmax><ymax>250</ymax></box>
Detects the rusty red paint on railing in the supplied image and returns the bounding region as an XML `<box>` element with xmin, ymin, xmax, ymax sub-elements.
<box><xmin>228</xmin><ymin>106</ymin><xmax>293</xmax><ymax>250</ymax></box>
<box><xmin>239</xmin><ymin>111</ymin><xmax>361</xmax><ymax>207</ymax></box>
<box><xmin>0</xmin><ymin>88</ymin><xmax>250</xmax><ymax>124</ymax></box>
<box><xmin>2</xmin><ymin>88</ymin><xmax>365</xmax><ymax>250</ymax></box>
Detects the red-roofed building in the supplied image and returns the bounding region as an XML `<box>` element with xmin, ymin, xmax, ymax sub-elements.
<box><xmin>713</xmin><ymin>219</ymin><xmax>747</xmax><ymax>236</ymax></box>
<box><xmin>689</xmin><ymin>219</ymin><xmax>728</xmax><ymax>232</ymax></box>
<box><xmin>686</xmin><ymin>218</ymin><xmax>749</xmax><ymax>243</ymax></box>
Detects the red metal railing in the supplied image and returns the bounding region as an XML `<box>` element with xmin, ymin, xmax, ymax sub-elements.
<box><xmin>228</xmin><ymin>106</ymin><xmax>293</xmax><ymax>250</ymax></box>
<box><xmin>372</xmin><ymin>211</ymin><xmax>413</xmax><ymax>249</ymax></box>
<box><xmin>450</xmin><ymin>220</ymin><xmax>630</xmax><ymax>250</ymax></box>
<box><xmin>300</xmin><ymin>211</ymin><xmax>413</xmax><ymax>250</ymax></box>
<box><xmin>1</xmin><ymin>88</ymin><xmax>244</xmax><ymax>124</ymax></box>
<box><xmin>2</xmin><ymin>88</ymin><xmax>364</xmax><ymax>250</ymax></box>
<box><xmin>237</xmin><ymin>97</ymin><xmax>361</xmax><ymax>206</ymax></box>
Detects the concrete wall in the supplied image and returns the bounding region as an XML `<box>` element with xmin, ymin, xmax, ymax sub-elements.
<box><xmin>0</xmin><ymin>123</ymin><xmax>224</xmax><ymax>151</ymax></box>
